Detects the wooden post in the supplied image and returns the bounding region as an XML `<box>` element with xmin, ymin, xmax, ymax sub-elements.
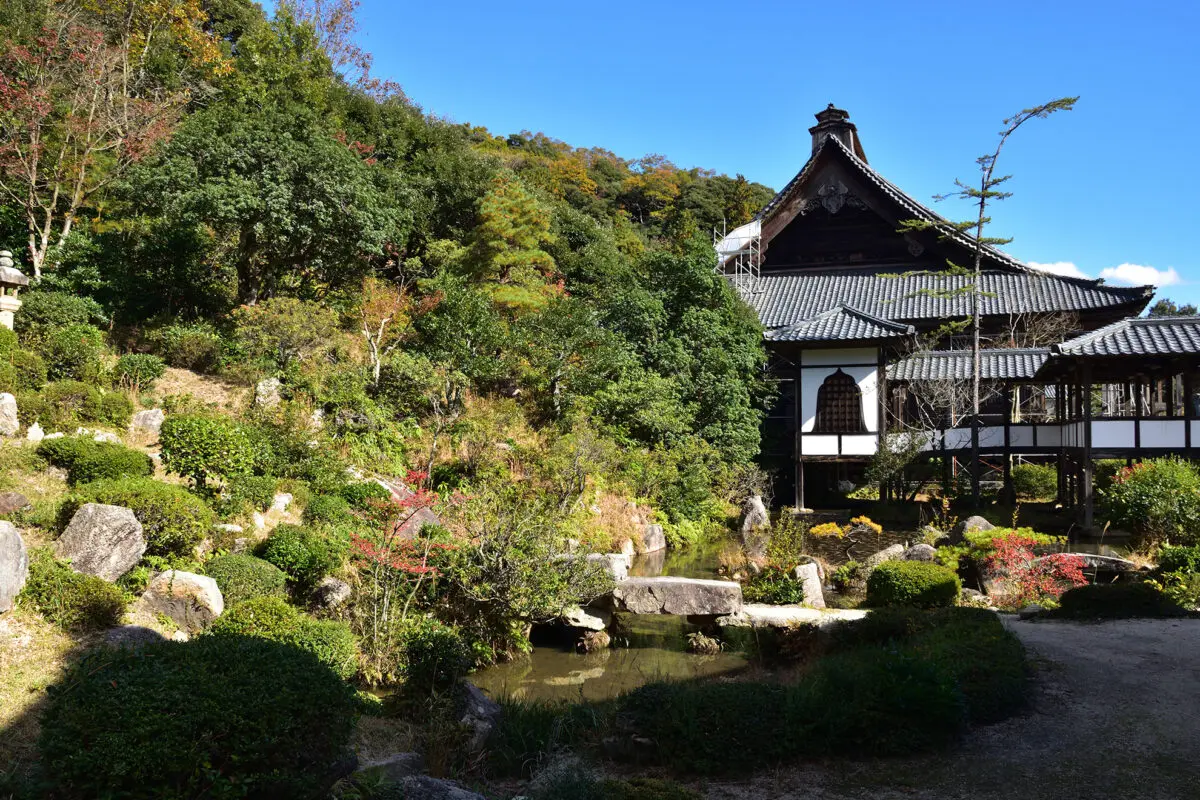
<box><xmin>1082</xmin><ymin>364</ymin><xmax>1095</xmax><ymax>530</ymax></box>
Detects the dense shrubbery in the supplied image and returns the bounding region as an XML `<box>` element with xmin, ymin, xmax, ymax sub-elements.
<box><xmin>398</xmin><ymin>616</ymin><xmax>472</xmax><ymax>695</ymax></box>
<box><xmin>340</xmin><ymin>480</ymin><xmax>392</xmax><ymax>509</ymax></box>
<box><xmin>114</xmin><ymin>353</ymin><xmax>166</xmax><ymax>391</ymax></box>
<box><xmin>160</xmin><ymin>413</ymin><xmax>255</xmax><ymax>488</ymax></box>
<box><xmin>37</xmin><ymin>436</ymin><xmax>154</xmax><ymax>485</ymax></box>
<box><xmin>18</xmin><ymin>548</ymin><xmax>126</xmax><ymax>631</ymax></box>
<box><xmin>866</xmin><ymin>561</ymin><xmax>961</xmax><ymax>609</ymax></box>
<box><xmin>13</xmin><ymin>291</ymin><xmax>106</xmax><ymax>346</ymax></box>
<box><xmin>304</xmin><ymin>493</ymin><xmax>353</xmax><ymax>525</ymax></box>
<box><xmin>1101</xmin><ymin>457</ymin><xmax>1200</xmax><ymax>545</ymax></box>
<box><xmin>41</xmin><ymin>324</ymin><xmax>108</xmax><ymax>382</ymax></box>
<box><xmin>1054</xmin><ymin>581</ymin><xmax>1185</xmax><ymax>619</ymax></box>
<box><xmin>38</xmin><ymin>637</ymin><xmax>358</xmax><ymax>799</ymax></box>
<box><xmin>224</xmin><ymin>474</ymin><xmax>277</xmax><ymax>513</ymax></box>
<box><xmin>1012</xmin><ymin>462</ymin><xmax>1057</xmax><ymax>500</ymax></box>
<box><xmin>208</xmin><ymin>596</ymin><xmax>358</xmax><ymax>679</ymax></box>
<box><xmin>741</xmin><ymin>564</ymin><xmax>805</xmax><ymax>604</ymax></box>
<box><xmin>258</xmin><ymin>523</ymin><xmax>346</xmax><ymax>591</ymax></box>
<box><xmin>17</xmin><ymin>380</ymin><xmax>131</xmax><ymax>430</ymax></box>
<box><xmin>60</xmin><ymin>477</ymin><xmax>214</xmax><ymax>557</ymax></box>
<box><xmin>204</xmin><ymin>554</ymin><xmax>288</xmax><ymax>605</ymax></box>
<box><xmin>0</xmin><ymin>347</ymin><xmax>47</xmax><ymax>393</ymax></box>
<box><xmin>151</xmin><ymin>322</ymin><xmax>229</xmax><ymax>372</ymax></box>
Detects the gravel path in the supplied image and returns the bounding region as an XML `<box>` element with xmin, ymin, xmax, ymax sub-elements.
<box><xmin>700</xmin><ymin>617</ymin><xmax>1200</xmax><ymax>800</ymax></box>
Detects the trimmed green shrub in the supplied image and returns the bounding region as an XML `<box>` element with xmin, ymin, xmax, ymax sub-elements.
<box><xmin>18</xmin><ymin>548</ymin><xmax>126</xmax><ymax>631</ymax></box>
<box><xmin>60</xmin><ymin>477</ymin><xmax>214</xmax><ymax>557</ymax></box>
<box><xmin>0</xmin><ymin>326</ymin><xmax>16</xmax><ymax>354</ymax></box>
<box><xmin>41</xmin><ymin>324</ymin><xmax>107</xmax><ymax>383</ymax></box>
<box><xmin>37</xmin><ymin>436</ymin><xmax>154</xmax><ymax>485</ymax></box>
<box><xmin>159</xmin><ymin>413</ymin><xmax>255</xmax><ymax>488</ymax></box>
<box><xmin>741</xmin><ymin>564</ymin><xmax>805</xmax><ymax>604</ymax></box>
<box><xmin>13</xmin><ymin>290</ymin><xmax>106</xmax><ymax>346</ymax></box>
<box><xmin>97</xmin><ymin>391</ymin><xmax>134</xmax><ymax>427</ymax></box>
<box><xmin>1012</xmin><ymin>462</ymin><xmax>1056</xmax><ymax>500</ymax></box>
<box><xmin>152</xmin><ymin>321</ymin><xmax>227</xmax><ymax>372</ymax></box>
<box><xmin>257</xmin><ymin>523</ymin><xmax>345</xmax><ymax>590</ymax></box>
<box><xmin>400</xmin><ymin>616</ymin><xmax>471</xmax><ymax>695</ymax></box>
<box><xmin>1101</xmin><ymin>457</ymin><xmax>1200</xmax><ymax>545</ymax></box>
<box><xmin>38</xmin><ymin>636</ymin><xmax>358</xmax><ymax>799</ymax></box>
<box><xmin>866</xmin><ymin>561</ymin><xmax>961</xmax><ymax>609</ymax></box>
<box><xmin>7</xmin><ymin>349</ymin><xmax>48</xmax><ymax>391</ymax></box>
<box><xmin>203</xmin><ymin>554</ymin><xmax>287</xmax><ymax>605</ymax></box>
<box><xmin>208</xmin><ymin>596</ymin><xmax>358</xmax><ymax>679</ymax></box>
<box><xmin>114</xmin><ymin>353</ymin><xmax>165</xmax><ymax>391</ymax></box>
<box><xmin>17</xmin><ymin>380</ymin><xmax>102</xmax><ymax>430</ymax></box>
<box><xmin>303</xmin><ymin>493</ymin><xmax>352</xmax><ymax>525</ymax></box>
<box><xmin>1054</xmin><ymin>581</ymin><xmax>1184</xmax><ymax>619</ymax></box>
<box><xmin>1157</xmin><ymin>545</ymin><xmax>1200</xmax><ymax>574</ymax></box>
<box><xmin>225</xmin><ymin>474</ymin><xmax>277</xmax><ymax>512</ymax></box>
<box><xmin>340</xmin><ymin>480</ymin><xmax>391</xmax><ymax>509</ymax></box>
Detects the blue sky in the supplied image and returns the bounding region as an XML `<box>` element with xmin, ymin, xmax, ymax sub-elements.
<box><xmin>353</xmin><ymin>0</ymin><xmax>1199</xmax><ymax>307</ymax></box>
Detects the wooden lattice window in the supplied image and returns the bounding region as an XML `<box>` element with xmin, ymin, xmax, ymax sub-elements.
<box><xmin>813</xmin><ymin>369</ymin><xmax>866</xmax><ymax>434</ymax></box>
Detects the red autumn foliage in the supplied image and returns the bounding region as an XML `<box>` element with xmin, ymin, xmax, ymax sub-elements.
<box><xmin>984</xmin><ymin>533</ymin><xmax>1087</xmax><ymax>608</ymax></box>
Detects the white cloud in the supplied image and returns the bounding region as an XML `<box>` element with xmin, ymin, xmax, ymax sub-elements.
<box><xmin>1098</xmin><ymin>263</ymin><xmax>1181</xmax><ymax>287</ymax></box>
<box><xmin>1027</xmin><ymin>261</ymin><xmax>1091</xmax><ymax>280</ymax></box>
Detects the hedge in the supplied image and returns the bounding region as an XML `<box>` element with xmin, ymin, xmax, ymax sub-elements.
<box><xmin>16</xmin><ymin>380</ymin><xmax>130</xmax><ymax>431</ymax></box>
<box><xmin>60</xmin><ymin>477</ymin><xmax>214</xmax><ymax>557</ymax></box>
<box><xmin>1054</xmin><ymin>582</ymin><xmax>1185</xmax><ymax>619</ymax></box>
<box><xmin>37</xmin><ymin>437</ymin><xmax>154</xmax><ymax>485</ymax></box>
<box><xmin>865</xmin><ymin>561</ymin><xmax>961</xmax><ymax>609</ymax></box>
<box><xmin>257</xmin><ymin>524</ymin><xmax>346</xmax><ymax>591</ymax></box>
<box><xmin>114</xmin><ymin>353</ymin><xmax>166</xmax><ymax>391</ymax></box>
<box><xmin>18</xmin><ymin>548</ymin><xmax>126</xmax><ymax>631</ymax></box>
<box><xmin>203</xmin><ymin>554</ymin><xmax>288</xmax><ymax>606</ymax></box>
<box><xmin>208</xmin><ymin>596</ymin><xmax>359</xmax><ymax>679</ymax></box>
<box><xmin>159</xmin><ymin>413</ymin><xmax>255</xmax><ymax>488</ymax></box>
<box><xmin>38</xmin><ymin>636</ymin><xmax>358</xmax><ymax>799</ymax></box>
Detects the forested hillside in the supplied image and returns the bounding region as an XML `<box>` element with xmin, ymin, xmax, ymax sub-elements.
<box><xmin>0</xmin><ymin>0</ymin><xmax>776</xmax><ymax>474</ymax></box>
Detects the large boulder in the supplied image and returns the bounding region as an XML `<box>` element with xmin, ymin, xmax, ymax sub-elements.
<box><xmin>312</xmin><ymin>576</ymin><xmax>352</xmax><ymax>610</ymax></box>
<box><xmin>739</xmin><ymin>495</ymin><xmax>771</xmax><ymax>559</ymax></box>
<box><xmin>460</xmin><ymin>683</ymin><xmax>501</xmax><ymax>752</ymax></box>
<box><xmin>0</xmin><ymin>521</ymin><xmax>28</xmax><ymax>613</ymax></box>
<box><xmin>130</xmin><ymin>408</ymin><xmax>165</xmax><ymax>435</ymax></box>
<box><xmin>792</xmin><ymin>561</ymin><xmax>825</xmax><ymax>609</ymax></box>
<box><xmin>0</xmin><ymin>492</ymin><xmax>30</xmax><ymax>516</ymax></box>
<box><xmin>864</xmin><ymin>543</ymin><xmax>905</xmax><ymax>570</ymax></box>
<box><xmin>585</xmin><ymin>552</ymin><xmax>630</xmax><ymax>581</ymax></box>
<box><xmin>719</xmin><ymin>605</ymin><xmax>868</xmax><ymax>629</ymax></box>
<box><xmin>56</xmin><ymin>504</ymin><xmax>146</xmax><ymax>581</ymax></box>
<box><xmin>141</xmin><ymin>570</ymin><xmax>224</xmax><ymax>633</ymax></box>
<box><xmin>904</xmin><ymin>543</ymin><xmax>938</xmax><ymax>562</ymax></box>
<box><xmin>0</xmin><ymin>393</ymin><xmax>17</xmax><ymax>436</ymax></box>
<box><xmin>355</xmin><ymin>752</ymin><xmax>424</xmax><ymax>783</ymax></box>
<box><xmin>103</xmin><ymin>625</ymin><xmax>167</xmax><ymax>649</ymax></box>
<box><xmin>950</xmin><ymin>515</ymin><xmax>995</xmax><ymax>544</ymax></box>
<box><xmin>254</xmin><ymin>377</ymin><xmax>282</xmax><ymax>408</ymax></box>
<box><xmin>610</xmin><ymin>576</ymin><xmax>743</xmax><ymax>616</ymax></box>
<box><xmin>562</xmin><ymin>604</ymin><xmax>611</xmax><ymax>631</ymax></box>
<box><xmin>640</xmin><ymin>523</ymin><xmax>667</xmax><ymax>553</ymax></box>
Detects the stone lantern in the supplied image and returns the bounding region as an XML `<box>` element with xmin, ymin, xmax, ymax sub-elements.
<box><xmin>0</xmin><ymin>251</ymin><xmax>29</xmax><ymax>331</ymax></box>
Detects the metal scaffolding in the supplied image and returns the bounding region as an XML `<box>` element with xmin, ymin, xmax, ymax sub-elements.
<box><xmin>713</xmin><ymin>219</ymin><xmax>761</xmax><ymax>297</ymax></box>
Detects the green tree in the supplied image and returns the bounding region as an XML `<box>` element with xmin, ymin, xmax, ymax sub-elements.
<box><xmin>468</xmin><ymin>174</ymin><xmax>557</xmax><ymax>311</ymax></box>
<box><xmin>901</xmin><ymin>97</ymin><xmax>1077</xmax><ymax>505</ymax></box>
<box><xmin>1149</xmin><ymin>298</ymin><xmax>1198</xmax><ymax>317</ymax></box>
<box><xmin>233</xmin><ymin>296</ymin><xmax>338</xmax><ymax>371</ymax></box>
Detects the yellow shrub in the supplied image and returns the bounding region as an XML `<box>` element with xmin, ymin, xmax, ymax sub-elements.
<box><xmin>810</xmin><ymin>522</ymin><xmax>847</xmax><ymax>538</ymax></box>
<box><xmin>850</xmin><ymin>515</ymin><xmax>883</xmax><ymax>534</ymax></box>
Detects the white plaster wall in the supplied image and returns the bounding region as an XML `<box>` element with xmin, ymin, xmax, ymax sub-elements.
<box><xmin>801</xmin><ymin>435</ymin><xmax>840</xmax><ymax>456</ymax></box>
<box><xmin>1035</xmin><ymin>425</ymin><xmax>1062</xmax><ymax>447</ymax></box>
<box><xmin>1092</xmin><ymin>421</ymin><xmax>1135</xmax><ymax>449</ymax></box>
<box><xmin>1009</xmin><ymin>426</ymin><xmax>1034</xmax><ymax>448</ymax></box>
<box><xmin>1139</xmin><ymin>420</ymin><xmax>1185</xmax><ymax>448</ymax></box>
<box><xmin>841</xmin><ymin>435</ymin><xmax>878</xmax><ymax>455</ymax></box>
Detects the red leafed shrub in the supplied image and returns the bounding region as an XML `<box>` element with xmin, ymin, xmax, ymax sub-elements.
<box><xmin>984</xmin><ymin>534</ymin><xmax>1087</xmax><ymax>609</ymax></box>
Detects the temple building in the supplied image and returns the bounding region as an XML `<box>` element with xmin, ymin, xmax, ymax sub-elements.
<box><xmin>719</xmin><ymin>106</ymin><xmax>1200</xmax><ymax>526</ymax></box>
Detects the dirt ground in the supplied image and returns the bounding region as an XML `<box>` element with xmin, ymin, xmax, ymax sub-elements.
<box><xmin>699</xmin><ymin>617</ymin><xmax>1200</xmax><ymax>800</ymax></box>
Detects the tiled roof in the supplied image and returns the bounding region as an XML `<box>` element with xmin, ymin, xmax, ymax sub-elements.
<box><xmin>766</xmin><ymin>304</ymin><xmax>914</xmax><ymax>343</ymax></box>
<box><xmin>747</xmin><ymin>268</ymin><xmax>1151</xmax><ymax>330</ymax></box>
<box><xmin>889</xmin><ymin>348</ymin><xmax>1050</xmax><ymax>382</ymax></box>
<box><xmin>1052</xmin><ymin>316</ymin><xmax>1200</xmax><ymax>357</ymax></box>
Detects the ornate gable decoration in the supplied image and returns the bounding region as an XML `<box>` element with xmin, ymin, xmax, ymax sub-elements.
<box><xmin>800</xmin><ymin>179</ymin><xmax>868</xmax><ymax>216</ymax></box>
